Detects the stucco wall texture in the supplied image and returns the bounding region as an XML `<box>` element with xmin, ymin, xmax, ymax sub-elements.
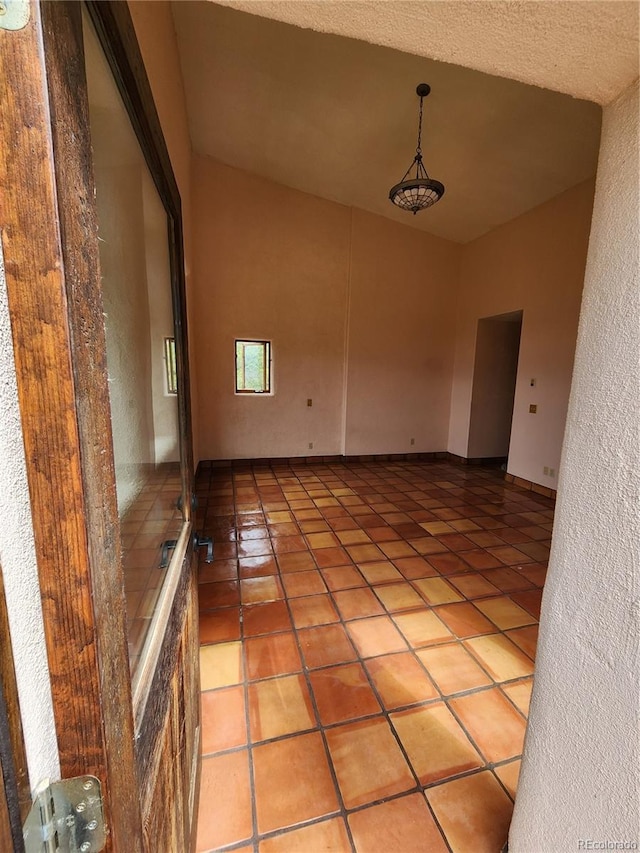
<box><xmin>510</xmin><ymin>79</ymin><xmax>640</xmax><ymax>851</ymax></box>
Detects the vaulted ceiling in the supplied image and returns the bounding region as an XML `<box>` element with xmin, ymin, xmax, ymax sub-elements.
<box><xmin>172</xmin><ymin>1</ymin><xmax>637</xmax><ymax>243</ymax></box>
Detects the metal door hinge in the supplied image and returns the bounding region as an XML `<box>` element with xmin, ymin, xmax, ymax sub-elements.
<box><xmin>0</xmin><ymin>0</ymin><xmax>30</xmax><ymax>30</ymax></box>
<box><xmin>23</xmin><ymin>776</ymin><xmax>105</xmax><ymax>853</ymax></box>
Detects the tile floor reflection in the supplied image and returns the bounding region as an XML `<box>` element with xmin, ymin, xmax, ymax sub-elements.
<box><xmin>194</xmin><ymin>460</ymin><xmax>550</xmax><ymax>852</ymax></box>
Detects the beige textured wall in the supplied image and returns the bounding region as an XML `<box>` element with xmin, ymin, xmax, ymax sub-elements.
<box><xmin>129</xmin><ymin>0</ymin><xmax>200</xmax><ymax>464</ymax></box>
<box><xmin>191</xmin><ymin>156</ymin><xmax>459</xmax><ymax>460</ymax></box>
<box><xmin>448</xmin><ymin>179</ymin><xmax>595</xmax><ymax>485</ymax></box>
<box><xmin>511</xmin><ymin>78</ymin><xmax>640</xmax><ymax>853</ymax></box>
<box><xmin>345</xmin><ymin>209</ymin><xmax>458</xmax><ymax>455</ymax></box>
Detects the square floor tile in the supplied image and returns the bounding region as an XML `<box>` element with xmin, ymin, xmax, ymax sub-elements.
<box><xmin>249</xmin><ymin>674</ymin><xmax>315</xmax><ymax>742</ymax></box>
<box><xmin>505</xmin><ymin>624</ymin><xmax>539</xmax><ymax>660</ymax></box>
<box><xmin>510</xmin><ymin>588</ymin><xmax>543</xmax><ymax>619</ymax></box>
<box><xmin>393</xmin><ymin>610</ymin><xmax>453</xmax><ymax>648</ymax></box>
<box><xmin>450</xmin><ymin>687</ymin><xmax>527</xmax><ymax>762</ymax></box>
<box><xmin>199</xmin><ymin>608</ymin><xmax>241</xmax><ymax>644</ymax></box>
<box><xmin>346</xmin><ymin>615</ymin><xmax>408</xmax><ymax>657</ymax></box>
<box><xmin>502</xmin><ymin>678</ymin><xmax>533</xmax><ymax>716</ymax></box>
<box><xmin>487</xmin><ymin>545</ymin><xmax>532</xmax><ymax>566</ymax></box>
<box><xmin>426</xmin><ymin>771</ymin><xmax>513</xmax><ymax>853</ymax></box>
<box><xmin>460</xmin><ymin>550</ymin><xmax>502</xmax><ymax>570</ymax></box>
<box><xmin>277</xmin><ymin>551</ymin><xmax>316</xmax><ymax>573</ymax></box>
<box><xmin>298</xmin><ymin>623</ymin><xmax>358</xmax><ymax>669</ymax></box>
<box><xmin>310</xmin><ymin>663</ymin><xmax>382</xmax><ymax>725</ymax></box>
<box><xmin>273</xmin><ymin>535</ymin><xmax>308</xmax><ymax>554</ymax></box>
<box><xmin>245</xmin><ymin>632</ymin><xmax>302</xmax><ymax>680</ymax></box>
<box><xmin>259</xmin><ymin>817</ymin><xmax>351</xmax><ymax>853</ymax></box>
<box><xmin>432</xmin><ymin>602</ymin><xmax>496</xmax><ymax>639</ymax></box>
<box><xmin>447</xmin><ymin>574</ymin><xmax>500</xmax><ymax>600</ymax></box>
<box><xmin>358</xmin><ymin>561</ymin><xmax>404</xmax><ymax>585</ymax></box>
<box><xmin>365</xmin><ymin>652</ymin><xmax>438</xmax><ymax>709</ymax></box>
<box><xmin>241</xmin><ymin>576</ymin><xmax>284</xmax><ymax>605</ymax></box>
<box><xmin>348</xmin><ymin>793</ymin><xmax>448</xmax><ymax>853</ymax></box>
<box><xmin>200</xmin><ymin>642</ymin><xmax>243</xmax><ymax>690</ymax></box>
<box><xmin>475</xmin><ymin>595</ymin><xmax>536</xmax><ymax>630</ymax></box>
<box><xmin>322</xmin><ymin>566</ymin><xmax>366</xmax><ymax>591</ymax></box>
<box><xmin>391</xmin><ymin>703</ymin><xmax>482</xmax><ymax>785</ymax></box>
<box><xmin>325</xmin><ymin>718</ymin><xmax>415</xmax><ymax>809</ymax></box>
<box><xmin>243</xmin><ymin>600</ymin><xmax>292</xmax><ymax>637</ymax></box>
<box><xmin>409</xmin><ymin>537</ymin><xmax>450</xmax><ymax>556</ymax></box>
<box><xmin>333</xmin><ymin>587</ymin><xmax>385</xmax><ymax>620</ymax></box>
<box><xmin>426</xmin><ymin>553</ymin><xmax>470</xmax><ymax>576</ymax></box>
<box><xmin>238</xmin><ymin>555</ymin><xmax>278</xmax><ymax>578</ymax></box>
<box><xmin>393</xmin><ymin>556</ymin><xmax>439</xmax><ymax>580</ymax></box>
<box><xmin>374</xmin><ymin>582</ymin><xmax>424</xmax><ymax>612</ymax></box>
<box><xmin>413</xmin><ymin>577</ymin><xmax>463</xmax><ymax>606</ymax></box>
<box><xmin>495</xmin><ymin>759</ymin><xmax>521</xmax><ymax>799</ymax></box>
<box><xmin>336</xmin><ymin>529</ymin><xmax>372</xmax><ymax>545</ymax></box>
<box><xmin>481</xmin><ymin>567</ymin><xmax>532</xmax><ymax>592</ymax></box>
<box><xmin>201</xmin><ymin>686</ymin><xmax>246</xmax><ymax>755</ymax></box>
<box><xmin>465</xmin><ymin>634</ymin><xmax>535</xmax><ymax>682</ymax></box>
<box><xmin>196</xmin><ymin>751</ymin><xmax>252</xmax><ymax>850</ymax></box>
<box><xmin>253</xmin><ymin>732</ymin><xmax>339</xmax><ymax>834</ymax></box>
<box><xmin>345</xmin><ymin>543</ymin><xmax>386</xmax><ymax>564</ymax></box>
<box><xmin>290</xmin><ymin>594</ymin><xmax>340</xmax><ymax>628</ymax></box>
<box><xmin>378</xmin><ymin>540</ymin><xmax>419</xmax><ymax>560</ymax></box>
<box><xmin>199</xmin><ymin>580</ymin><xmax>240</xmax><ymax>609</ymax></box>
<box><xmin>281</xmin><ymin>569</ymin><xmax>327</xmax><ymax>598</ymax></box>
<box><xmin>417</xmin><ymin>643</ymin><xmax>492</xmax><ymax>695</ymax></box>
<box><xmin>313</xmin><ymin>546</ymin><xmax>352</xmax><ymax>568</ymax></box>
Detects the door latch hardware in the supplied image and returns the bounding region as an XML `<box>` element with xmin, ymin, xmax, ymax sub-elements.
<box><xmin>159</xmin><ymin>539</ymin><xmax>177</xmax><ymax>569</ymax></box>
<box><xmin>194</xmin><ymin>534</ymin><xmax>214</xmax><ymax>563</ymax></box>
<box><xmin>0</xmin><ymin>0</ymin><xmax>29</xmax><ymax>30</ymax></box>
<box><xmin>23</xmin><ymin>776</ymin><xmax>105</xmax><ymax>852</ymax></box>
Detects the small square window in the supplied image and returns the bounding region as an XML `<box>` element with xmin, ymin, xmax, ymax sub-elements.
<box><xmin>164</xmin><ymin>337</ymin><xmax>178</xmax><ymax>394</ymax></box>
<box><xmin>235</xmin><ymin>340</ymin><xmax>271</xmax><ymax>393</ymax></box>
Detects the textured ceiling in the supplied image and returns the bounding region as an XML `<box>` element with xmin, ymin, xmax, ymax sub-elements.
<box><xmin>172</xmin><ymin>2</ymin><xmax>613</xmax><ymax>242</ymax></box>
<box><xmin>216</xmin><ymin>1</ymin><xmax>640</xmax><ymax>105</ymax></box>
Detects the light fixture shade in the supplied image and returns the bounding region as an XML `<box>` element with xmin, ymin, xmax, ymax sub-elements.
<box><xmin>389</xmin><ymin>178</ymin><xmax>445</xmax><ymax>213</ymax></box>
<box><xmin>390</xmin><ymin>83</ymin><xmax>445</xmax><ymax>215</ymax></box>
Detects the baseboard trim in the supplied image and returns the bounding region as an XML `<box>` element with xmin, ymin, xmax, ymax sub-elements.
<box><xmin>198</xmin><ymin>451</ymin><xmax>449</xmax><ymax>471</ymax></box>
<box><xmin>505</xmin><ymin>471</ymin><xmax>557</xmax><ymax>499</ymax></box>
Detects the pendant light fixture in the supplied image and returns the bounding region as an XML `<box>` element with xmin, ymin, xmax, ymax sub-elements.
<box><xmin>389</xmin><ymin>83</ymin><xmax>445</xmax><ymax>214</ymax></box>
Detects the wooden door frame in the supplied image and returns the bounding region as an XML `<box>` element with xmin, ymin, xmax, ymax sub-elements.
<box><xmin>0</xmin><ymin>1</ymin><xmax>194</xmax><ymax>849</ymax></box>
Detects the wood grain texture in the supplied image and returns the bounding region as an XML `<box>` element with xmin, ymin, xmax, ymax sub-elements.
<box><xmin>0</xmin><ymin>2</ymin><xmax>141</xmax><ymax>849</ymax></box>
<box><xmin>1</xmin><ymin>2</ymin><xmax>198</xmax><ymax>850</ymax></box>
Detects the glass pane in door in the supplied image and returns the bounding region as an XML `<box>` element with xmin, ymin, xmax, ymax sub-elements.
<box><xmin>83</xmin><ymin>14</ymin><xmax>186</xmax><ymax>681</ymax></box>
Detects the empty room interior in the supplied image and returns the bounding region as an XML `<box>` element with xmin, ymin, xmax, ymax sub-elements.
<box><xmin>0</xmin><ymin>1</ymin><xmax>637</xmax><ymax>852</ymax></box>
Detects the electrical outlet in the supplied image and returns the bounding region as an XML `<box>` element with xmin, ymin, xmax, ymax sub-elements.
<box><xmin>308</xmin><ymin>442</ymin><xmax>313</xmax><ymax>450</ymax></box>
<box><xmin>543</xmin><ymin>466</ymin><xmax>549</xmax><ymax>476</ymax></box>
<box><xmin>549</xmin><ymin>468</ymin><xmax>555</xmax><ymax>478</ymax></box>
<box><xmin>307</xmin><ymin>398</ymin><xmax>312</xmax><ymax>407</ymax></box>
<box><xmin>529</xmin><ymin>404</ymin><xmax>537</xmax><ymax>414</ymax></box>
<box><xmin>410</xmin><ymin>438</ymin><xmax>415</xmax><ymax>446</ymax></box>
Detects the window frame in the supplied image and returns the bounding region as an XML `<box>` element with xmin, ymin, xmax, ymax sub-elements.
<box><xmin>234</xmin><ymin>339</ymin><xmax>273</xmax><ymax>395</ymax></box>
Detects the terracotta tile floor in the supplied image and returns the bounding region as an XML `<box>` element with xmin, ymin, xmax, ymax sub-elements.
<box><xmin>195</xmin><ymin>460</ymin><xmax>552</xmax><ymax>852</ymax></box>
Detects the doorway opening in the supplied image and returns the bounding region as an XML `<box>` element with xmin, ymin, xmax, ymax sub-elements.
<box><xmin>467</xmin><ymin>310</ymin><xmax>523</xmax><ymax>468</ymax></box>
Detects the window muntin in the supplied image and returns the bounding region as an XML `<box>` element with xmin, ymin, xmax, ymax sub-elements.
<box><xmin>235</xmin><ymin>340</ymin><xmax>271</xmax><ymax>393</ymax></box>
